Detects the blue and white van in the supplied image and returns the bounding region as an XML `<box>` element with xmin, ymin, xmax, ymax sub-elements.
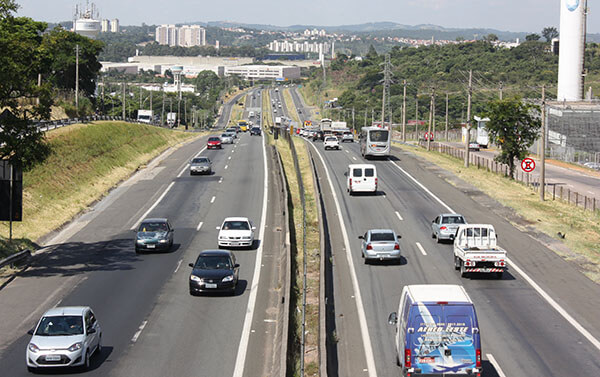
<box><xmin>388</xmin><ymin>285</ymin><xmax>482</xmax><ymax>376</ymax></box>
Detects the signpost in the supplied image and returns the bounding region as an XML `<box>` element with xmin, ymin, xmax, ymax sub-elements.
<box><xmin>521</xmin><ymin>158</ymin><xmax>536</xmax><ymax>172</ymax></box>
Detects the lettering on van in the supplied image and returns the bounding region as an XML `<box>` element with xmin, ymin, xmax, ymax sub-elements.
<box><xmin>417</xmin><ymin>324</ymin><xmax>469</xmax><ymax>333</ymax></box>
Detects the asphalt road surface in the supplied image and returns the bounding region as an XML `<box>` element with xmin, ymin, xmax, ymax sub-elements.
<box><xmin>0</xmin><ymin>91</ymin><xmax>288</xmax><ymax>377</ymax></box>
<box><xmin>289</xmin><ymin>87</ymin><xmax>600</xmax><ymax>377</ymax></box>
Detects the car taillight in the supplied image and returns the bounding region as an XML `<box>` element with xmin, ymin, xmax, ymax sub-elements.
<box><xmin>366</xmin><ymin>244</ymin><xmax>373</xmax><ymax>250</ymax></box>
<box><xmin>440</xmin><ymin>226</ymin><xmax>447</xmax><ymax>230</ymax></box>
<box><xmin>476</xmin><ymin>349</ymin><xmax>481</xmax><ymax>368</ymax></box>
<box><xmin>349</xmin><ymin>178</ymin><xmax>352</xmax><ymax>187</ymax></box>
<box><xmin>394</xmin><ymin>243</ymin><xmax>400</xmax><ymax>250</ymax></box>
<box><xmin>494</xmin><ymin>261</ymin><xmax>506</xmax><ymax>267</ymax></box>
<box><xmin>405</xmin><ymin>348</ymin><xmax>411</xmax><ymax>368</ymax></box>
<box><xmin>375</xmin><ymin>177</ymin><xmax>378</xmax><ymax>186</ymax></box>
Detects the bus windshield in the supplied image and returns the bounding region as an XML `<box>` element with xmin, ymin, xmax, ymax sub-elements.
<box><xmin>369</xmin><ymin>130</ymin><xmax>389</xmax><ymax>142</ymax></box>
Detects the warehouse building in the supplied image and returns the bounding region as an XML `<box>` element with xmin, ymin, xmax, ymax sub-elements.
<box><xmin>223</xmin><ymin>65</ymin><xmax>301</xmax><ymax>80</ymax></box>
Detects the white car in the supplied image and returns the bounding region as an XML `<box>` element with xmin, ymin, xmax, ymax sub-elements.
<box><xmin>220</xmin><ymin>133</ymin><xmax>234</xmax><ymax>144</ymax></box>
<box><xmin>217</xmin><ymin>217</ymin><xmax>256</xmax><ymax>248</ymax></box>
<box><xmin>26</xmin><ymin>306</ymin><xmax>102</xmax><ymax>372</ymax></box>
<box><xmin>342</xmin><ymin>132</ymin><xmax>354</xmax><ymax>142</ymax></box>
<box><xmin>324</xmin><ymin>136</ymin><xmax>340</xmax><ymax>150</ymax></box>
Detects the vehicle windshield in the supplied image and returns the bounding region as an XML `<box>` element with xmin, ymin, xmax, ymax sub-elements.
<box><xmin>222</xmin><ymin>221</ymin><xmax>250</xmax><ymax>230</ymax></box>
<box><xmin>194</xmin><ymin>256</ymin><xmax>232</xmax><ymax>270</ymax></box>
<box><xmin>192</xmin><ymin>158</ymin><xmax>209</xmax><ymax>164</ymax></box>
<box><xmin>442</xmin><ymin>216</ymin><xmax>466</xmax><ymax>224</ymax></box>
<box><xmin>371</xmin><ymin>232</ymin><xmax>395</xmax><ymax>241</ymax></box>
<box><xmin>35</xmin><ymin>316</ymin><xmax>84</xmax><ymax>336</ymax></box>
<box><xmin>369</xmin><ymin>130</ymin><xmax>389</xmax><ymax>142</ymax></box>
<box><xmin>208</xmin><ymin>137</ymin><xmax>220</xmax><ymax>142</ymax></box>
<box><xmin>325</xmin><ymin>137</ymin><xmax>337</xmax><ymax>142</ymax></box>
<box><xmin>221</xmin><ymin>134</ymin><xmax>230</xmax><ymax>138</ymax></box>
<box><xmin>139</xmin><ymin>222</ymin><xmax>168</xmax><ymax>232</ymax></box>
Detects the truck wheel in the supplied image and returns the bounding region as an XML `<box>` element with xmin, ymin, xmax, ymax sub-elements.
<box><xmin>454</xmin><ymin>256</ymin><xmax>460</xmax><ymax>270</ymax></box>
<box><xmin>431</xmin><ymin>232</ymin><xmax>435</xmax><ymax>239</ymax></box>
<box><xmin>396</xmin><ymin>353</ymin><xmax>401</xmax><ymax>366</ymax></box>
<box><xmin>460</xmin><ymin>261</ymin><xmax>468</xmax><ymax>278</ymax></box>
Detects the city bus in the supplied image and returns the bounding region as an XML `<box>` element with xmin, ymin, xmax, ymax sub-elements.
<box><xmin>359</xmin><ymin>126</ymin><xmax>391</xmax><ymax>158</ymax></box>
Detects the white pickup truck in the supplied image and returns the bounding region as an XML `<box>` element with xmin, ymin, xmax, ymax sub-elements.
<box><xmin>453</xmin><ymin>224</ymin><xmax>507</xmax><ymax>279</ymax></box>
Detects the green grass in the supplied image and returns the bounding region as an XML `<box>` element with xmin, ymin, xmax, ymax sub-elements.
<box><xmin>0</xmin><ymin>121</ymin><xmax>200</xmax><ymax>251</ymax></box>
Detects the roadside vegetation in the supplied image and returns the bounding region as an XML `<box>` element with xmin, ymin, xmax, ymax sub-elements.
<box><xmin>228</xmin><ymin>94</ymin><xmax>247</xmax><ymax>125</ymax></box>
<box><xmin>396</xmin><ymin>143</ymin><xmax>600</xmax><ymax>282</ymax></box>
<box><xmin>282</xmin><ymin>89</ymin><xmax>302</xmax><ymax>126</ymax></box>
<box><xmin>0</xmin><ymin>122</ymin><xmax>201</xmax><ymax>252</ymax></box>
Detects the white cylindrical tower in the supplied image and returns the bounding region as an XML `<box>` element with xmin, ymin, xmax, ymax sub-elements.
<box><xmin>557</xmin><ymin>0</ymin><xmax>586</xmax><ymax>101</ymax></box>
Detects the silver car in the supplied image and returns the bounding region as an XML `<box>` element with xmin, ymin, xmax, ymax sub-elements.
<box><xmin>431</xmin><ymin>213</ymin><xmax>467</xmax><ymax>243</ymax></box>
<box><xmin>26</xmin><ymin>306</ymin><xmax>102</xmax><ymax>372</ymax></box>
<box><xmin>220</xmin><ymin>132</ymin><xmax>234</xmax><ymax>144</ymax></box>
<box><xmin>359</xmin><ymin>229</ymin><xmax>401</xmax><ymax>264</ymax></box>
<box><xmin>190</xmin><ymin>157</ymin><xmax>212</xmax><ymax>175</ymax></box>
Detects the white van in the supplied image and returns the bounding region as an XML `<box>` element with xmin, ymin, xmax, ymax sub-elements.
<box><xmin>346</xmin><ymin>164</ymin><xmax>377</xmax><ymax>195</ymax></box>
<box><xmin>388</xmin><ymin>285</ymin><xmax>482</xmax><ymax>376</ymax></box>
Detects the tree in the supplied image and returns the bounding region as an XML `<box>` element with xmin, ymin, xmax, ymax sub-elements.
<box><xmin>484</xmin><ymin>34</ymin><xmax>498</xmax><ymax>42</ymax></box>
<box><xmin>483</xmin><ymin>97</ymin><xmax>541</xmax><ymax>178</ymax></box>
<box><xmin>525</xmin><ymin>33</ymin><xmax>541</xmax><ymax>41</ymax></box>
<box><xmin>542</xmin><ymin>27</ymin><xmax>559</xmax><ymax>42</ymax></box>
<box><xmin>0</xmin><ymin>5</ymin><xmax>52</xmax><ymax>170</ymax></box>
<box><xmin>366</xmin><ymin>44</ymin><xmax>378</xmax><ymax>59</ymax></box>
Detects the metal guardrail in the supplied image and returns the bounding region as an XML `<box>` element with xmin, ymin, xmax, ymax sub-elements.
<box><xmin>0</xmin><ymin>249</ymin><xmax>31</xmax><ymax>269</ymax></box>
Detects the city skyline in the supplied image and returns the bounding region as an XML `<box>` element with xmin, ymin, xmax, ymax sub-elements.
<box><xmin>13</xmin><ymin>0</ymin><xmax>600</xmax><ymax>34</ymax></box>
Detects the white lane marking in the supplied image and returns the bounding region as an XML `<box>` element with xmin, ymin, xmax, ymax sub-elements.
<box><xmin>224</xmin><ymin>165</ymin><xmax>229</xmax><ymax>170</ymax></box>
<box><xmin>178</xmin><ymin>164</ymin><xmax>189</xmax><ymax>178</ymax></box>
<box><xmin>263</xmin><ymin>319</ymin><xmax>276</xmax><ymax>323</ymax></box>
<box><xmin>389</xmin><ymin>160</ymin><xmax>600</xmax><ymax>353</ymax></box>
<box><xmin>395</xmin><ymin>211</ymin><xmax>403</xmax><ymax>221</ymax></box>
<box><xmin>345</xmin><ymin>150</ymin><xmax>349</xmax><ymax>154</ymax></box>
<box><xmin>310</xmin><ymin>143</ymin><xmax>378</xmax><ymax>377</ymax></box>
<box><xmin>219</xmin><ymin>178</ymin><xmax>223</xmax><ymax>184</ymax></box>
<box><xmin>210</xmin><ymin>196</ymin><xmax>216</xmax><ymax>204</ymax></box>
<box><xmin>174</xmin><ymin>259</ymin><xmax>182</xmax><ymax>273</ymax></box>
<box><xmin>196</xmin><ymin>221</ymin><xmax>204</xmax><ymax>231</ymax></box>
<box><xmin>352</xmin><ymin>156</ymin><xmax>357</xmax><ymax>161</ymax></box>
<box><xmin>487</xmin><ymin>354</ymin><xmax>507</xmax><ymax>377</ymax></box>
<box><xmin>416</xmin><ymin>242</ymin><xmax>428</xmax><ymax>256</ymax></box>
<box><xmin>131</xmin><ymin>182</ymin><xmax>175</xmax><ymax>230</ymax></box>
<box><xmin>228</xmin><ymin>156</ymin><xmax>232</xmax><ymax>160</ymax></box>
<box><xmin>131</xmin><ymin>320</ymin><xmax>148</xmax><ymax>343</ymax></box>
<box><xmin>232</xmin><ymin>123</ymin><xmax>270</xmax><ymax>377</ymax></box>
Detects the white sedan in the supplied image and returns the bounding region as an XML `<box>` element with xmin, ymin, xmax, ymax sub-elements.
<box><xmin>324</xmin><ymin>136</ymin><xmax>340</xmax><ymax>150</ymax></box>
<box><xmin>217</xmin><ymin>217</ymin><xmax>256</xmax><ymax>248</ymax></box>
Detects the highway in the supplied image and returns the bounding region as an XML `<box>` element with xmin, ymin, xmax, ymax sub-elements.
<box><xmin>0</xmin><ymin>90</ymin><xmax>288</xmax><ymax>376</ymax></box>
<box><xmin>288</xmin><ymin>87</ymin><xmax>600</xmax><ymax>377</ymax></box>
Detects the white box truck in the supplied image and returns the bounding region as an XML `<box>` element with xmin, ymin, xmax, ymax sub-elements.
<box><xmin>167</xmin><ymin>112</ymin><xmax>177</xmax><ymax>128</ymax></box>
<box><xmin>137</xmin><ymin>110</ymin><xmax>153</xmax><ymax>124</ymax></box>
<box><xmin>453</xmin><ymin>224</ymin><xmax>507</xmax><ymax>278</ymax></box>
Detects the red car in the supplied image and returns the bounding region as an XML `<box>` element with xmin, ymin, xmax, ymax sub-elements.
<box><xmin>207</xmin><ymin>136</ymin><xmax>222</xmax><ymax>149</ymax></box>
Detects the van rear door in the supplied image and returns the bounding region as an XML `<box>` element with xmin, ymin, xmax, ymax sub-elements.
<box><xmin>407</xmin><ymin>303</ymin><xmax>478</xmax><ymax>374</ymax></box>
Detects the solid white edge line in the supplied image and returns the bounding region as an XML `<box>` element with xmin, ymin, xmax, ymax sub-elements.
<box><xmin>131</xmin><ymin>320</ymin><xmax>148</xmax><ymax>343</ymax></box>
<box><xmin>486</xmin><ymin>353</ymin><xmax>507</xmax><ymax>377</ymax></box>
<box><xmin>130</xmin><ymin>182</ymin><xmax>175</xmax><ymax>230</ymax></box>
<box><xmin>174</xmin><ymin>259</ymin><xmax>182</xmax><ymax>274</ymax></box>
<box><xmin>232</xmin><ymin>125</ymin><xmax>269</xmax><ymax>377</ymax></box>
<box><xmin>225</xmin><ymin>165</ymin><xmax>229</xmax><ymax>170</ymax></box>
<box><xmin>395</xmin><ymin>211</ymin><xmax>403</xmax><ymax>221</ymax></box>
<box><xmin>196</xmin><ymin>221</ymin><xmax>204</xmax><ymax>231</ymax></box>
<box><xmin>210</xmin><ymin>196</ymin><xmax>216</xmax><ymax>204</ymax></box>
<box><xmin>177</xmin><ymin>164</ymin><xmax>189</xmax><ymax>178</ymax></box>
<box><xmin>310</xmin><ymin>142</ymin><xmax>378</xmax><ymax>377</ymax></box>
<box><xmin>415</xmin><ymin>242</ymin><xmax>428</xmax><ymax>256</ymax></box>
<box><xmin>389</xmin><ymin>159</ymin><xmax>600</xmax><ymax>353</ymax></box>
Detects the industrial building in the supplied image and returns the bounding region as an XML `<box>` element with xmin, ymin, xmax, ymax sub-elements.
<box><xmin>223</xmin><ymin>65</ymin><xmax>301</xmax><ymax>81</ymax></box>
<box><xmin>101</xmin><ymin>56</ymin><xmax>255</xmax><ymax>77</ymax></box>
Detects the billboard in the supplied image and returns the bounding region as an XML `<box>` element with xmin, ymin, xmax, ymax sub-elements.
<box><xmin>0</xmin><ymin>161</ymin><xmax>23</xmax><ymax>222</ymax></box>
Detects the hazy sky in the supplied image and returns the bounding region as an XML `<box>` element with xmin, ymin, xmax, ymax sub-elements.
<box><xmin>13</xmin><ymin>0</ymin><xmax>600</xmax><ymax>33</ymax></box>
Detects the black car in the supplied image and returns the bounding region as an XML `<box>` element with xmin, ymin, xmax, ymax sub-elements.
<box><xmin>189</xmin><ymin>250</ymin><xmax>239</xmax><ymax>295</ymax></box>
<box><xmin>135</xmin><ymin>218</ymin><xmax>174</xmax><ymax>253</ymax></box>
<box><xmin>250</xmin><ymin>127</ymin><xmax>261</xmax><ymax>136</ymax></box>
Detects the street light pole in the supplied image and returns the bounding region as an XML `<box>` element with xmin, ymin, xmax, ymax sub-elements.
<box><xmin>540</xmin><ymin>85</ymin><xmax>546</xmax><ymax>201</ymax></box>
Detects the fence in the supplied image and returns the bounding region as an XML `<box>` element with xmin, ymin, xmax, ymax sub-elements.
<box><xmin>418</xmin><ymin>141</ymin><xmax>599</xmax><ymax>214</ymax></box>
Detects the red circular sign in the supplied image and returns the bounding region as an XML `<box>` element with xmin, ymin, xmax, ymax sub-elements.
<box><xmin>424</xmin><ymin>132</ymin><xmax>434</xmax><ymax>140</ymax></box>
<box><xmin>521</xmin><ymin>158</ymin><xmax>536</xmax><ymax>172</ymax></box>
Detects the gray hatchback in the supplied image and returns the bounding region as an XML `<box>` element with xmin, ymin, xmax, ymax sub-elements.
<box><xmin>359</xmin><ymin>229</ymin><xmax>401</xmax><ymax>264</ymax></box>
<box><xmin>189</xmin><ymin>157</ymin><xmax>212</xmax><ymax>175</ymax></box>
<box><xmin>431</xmin><ymin>213</ymin><xmax>466</xmax><ymax>243</ymax></box>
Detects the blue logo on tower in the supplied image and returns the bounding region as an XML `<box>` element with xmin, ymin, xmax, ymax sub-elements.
<box><xmin>566</xmin><ymin>0</ymin><xmax>580</xmax><ymax>12</ymax></box>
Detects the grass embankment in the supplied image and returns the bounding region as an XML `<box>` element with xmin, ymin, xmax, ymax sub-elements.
<box><xmin>262</xmin><ymin>90</ymin><xmax>272</xmax><ymax>131</ymax></box>
<box><xmin>229</xmin><ymin>94</ymin><xmax>247</xmax><ymax>125</ymax></box>
<box><xmin>396</xmin><ymin>143</ymin><xmax>600</xmax><ymax>282</ymax></box>
<box><xmin>0</xmin><ymin>121</ymin><xmax>200</xmax><ymax>257</ymax></box>
<box><xmin>283</xmin><ymin>89</ymin><xmax>302</xmax><ymax>126</ymax></box>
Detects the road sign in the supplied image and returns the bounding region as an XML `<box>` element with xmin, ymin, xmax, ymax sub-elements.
<box><xmin>424</xmin><ymin>132</ymin><xmax>434</xmax><ymax>141</ymax></box>
<box><xmin>521</xmin><ymin>158</ymin><xmax>536</xmax><ymax>172</ymax></box>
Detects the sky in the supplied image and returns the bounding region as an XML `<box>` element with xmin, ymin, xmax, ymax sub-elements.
<box><xmin>13</xmin><ymin>0</ymin><xmax>600</xmax><ymax>34</ymax></box>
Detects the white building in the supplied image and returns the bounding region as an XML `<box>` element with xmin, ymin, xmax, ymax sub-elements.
<box><xmin>156</xmin><ymin>24</ymin><xmax>206</xmax><ymax>47</ymax></box>
<box><xmin>268</xmin><ymin>40</ymin><xmax>332</xmax><ymax>55</ymax></box>
<box><xmin>101</xmin><ymin>19</ymin><xmax>110</xmax><ymax>33</ymax></box>
<box><xmin>110</xmin><ymin>18</ymin><xmax>119</xmax><ymax>33</ymax></box>
<box><xmin>223</xmin><ymin>65</ymin><xmax>301</xmax><ymax>80</ymax></box>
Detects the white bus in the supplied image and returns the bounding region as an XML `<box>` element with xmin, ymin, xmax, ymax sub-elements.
<box><xmin>359</xmin><ymin>126</ymin><xmax>391</xmax><ymax>158</ymax></box>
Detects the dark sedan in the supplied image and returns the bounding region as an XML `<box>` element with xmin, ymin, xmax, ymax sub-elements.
<box><xmin>135</xmin><ymin>218</ymin><xmax>174</xmax><ymax>253</ymax></box>
<box><xmin>250</xmin><ymin>127</ymin><xmax>261</xmax><ymax>136</ymax></box>
<box><xmin>189</xmin><ymin>250</ymin><xmax>239</xmax><ymax>295</ymax></box>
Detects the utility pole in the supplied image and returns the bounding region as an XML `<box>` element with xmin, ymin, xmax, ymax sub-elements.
<box><xmin>402</xmin><ymin>80</ymin><xmax>407</xmax><ymax>142</ymax></box>
<box><xmin>499</xmin><ymin>81</ymin><xmax>503</xmax><ymax>100</ymax></box>
<box><xmin>75</xmin><ymin>44</ymin><xmax>79</xmax><ymax>111</ymax></box>
<box><xmin>184</xmin><ymin>97</ymin><xmax>188</xmax><ymax>130</ymax></box>
<box><xmin>427</xmin><ymin>88</ymin><xmax>434</xmax><ymax>151</ymax></box>
<box><xmin>380</xmin><ymin>54</ymin><xmax>392</xmax><ymax>128</ymax></box>
<box><xmin>464</xmin><ymin>69</ymin><xmax>473</xmax><ymax>168</ymax></box>
<box><xmin>161</xmin><ymin>90</ymin><xmax>165</xmax><ymax>126</ymax></box>
<box><xmin>540</xmin><ymin>85</ymin><xmax>546</xmax><ymax>201</ymax></box>
<box><xmin>364</xmin><ymin>108</ymin><xmax>367</xmax><ymax>128</ymax></box>
<box><xmin>415</xmin><ymin>97</ymin><xmax>419</xmax><ymax>141</ymax></box>
<box><xmin>139</xmin><ymin>85</ymin><xmax>142</xmax><ymax>108</ymax></box>
<box><xmin>445</xmin><ymin>93</ymin><xmax>449</xmax><ymax>141</ymax></box>
<box><xmin>371</xmin><ymin>108</ymin><xmax>374</xmax><ymax>125</ymax></box>
<box><xmin>122</xmin><ymin>81</ymin><xmax>126</xmax><ymax>119</ymax></box>
<box><xmin>352</xmin><ymin>107</ymin><xmax>355</xmax><ymax>132</ymax></box>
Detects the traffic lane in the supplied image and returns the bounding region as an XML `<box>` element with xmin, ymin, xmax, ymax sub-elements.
<box><xmin>108</xmin><ymin>132</ymin><xmax>266</xmax><ymax>377</ymax></box>
<box><xmin>332</xmin><ymin>142</ymin><xmax>600</xmax><ymax>376</ymax></box>
<box><xmin>0</xmin><ymin>136</ymin><xmax>223</xmax><ymax>375</ymax></box>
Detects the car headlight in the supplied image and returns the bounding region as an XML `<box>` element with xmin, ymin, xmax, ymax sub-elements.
<box><xmin>222</xmin><ymin>275</ymin><xmax>234</xmax><ymax>282</ymax></box>
<box><xmin>28</xmin><ymin>343</ymin><xmax>39</xmax><ymax>353</ymax></box>
<box><xmin>242</xmin><ymin>237</ymin><xmax>251</xmax><ymax>240</ymax></box>
<box><xmin>190</xmin><ymin>275</ymin><xmax>202</xmax><ymax>282</ymax></box>
<box><xmin>159</xmin><ymin>239</ymin><xmax>168</xmax><ymax>243</ymax></box>
<box><xmin>219</xmin><ymin>236</ymin><xmax>227</xmax><ymax>240</ymax></box>
<box><xmin>136</xmin><ymin>239</ymin><xmax>144</xmax><ymax>244</ymax></box>
<box><xmin>67</xmin><ymin>342</ymin><xmax>82</xmax><ymax>352</ymax></box>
